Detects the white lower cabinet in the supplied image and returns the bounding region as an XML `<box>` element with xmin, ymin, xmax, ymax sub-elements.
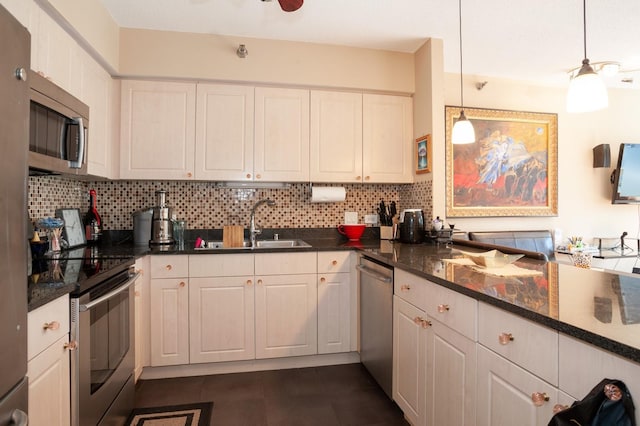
<box><xmin>27</xmin><ymin>295</ymin><xmax>71</xmax><ymax>426</ymax></box>
<box><xmin>393</xmin><ymin>295</ymin><xmax>427</xmax><ymax>426</ymax></box>
<box><xmin>426</xmin><ymin>319</ymin><xmax>476</xmax><ymax>426</ymax></box>
<box><xmin>317</xmin><ymin>272</ymin><xmax>351</xmax><ymax>354</ymax></box>
<box><xmin>255</xmin><ymin>273</ymin><xmax>318</xmax><ymax>359</ymax></box>
<box><xmin>189</xmin><ymin>275</ymin><xmax>255</xmax><ymax>363</ymax></box>
<box><xmin>476</xmin><ymin>345</ymin><xmax>557</xmax><ymax>426</ymax></box>
<box><xmin>150</xmin><ymin>277</ymin><xmax>189</xmax><ymax>366</ymax></box>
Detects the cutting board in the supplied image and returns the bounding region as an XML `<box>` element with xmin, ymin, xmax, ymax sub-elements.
<box><xmin>223</xmin><ymin>225</ymin><xmax>244</xmax><ymax>248</ymax></box>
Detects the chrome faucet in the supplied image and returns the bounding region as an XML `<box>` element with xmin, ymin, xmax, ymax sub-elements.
<box><xmin>249</xmin><ymin>198</ymin><xmax>276</xmax><ymax>247</ymax></box>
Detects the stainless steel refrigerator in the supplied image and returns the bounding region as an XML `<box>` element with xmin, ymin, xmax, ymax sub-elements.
<box><xmin>0</xmin><ymin>4</ymin><xmax>30</xmax><ymax>425</ymax></box>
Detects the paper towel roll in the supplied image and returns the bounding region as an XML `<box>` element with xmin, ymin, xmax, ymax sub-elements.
<box><xmin>310</xmin><ymin>186</ymin><xmax>346</xmax><ymax>203</ymax></box>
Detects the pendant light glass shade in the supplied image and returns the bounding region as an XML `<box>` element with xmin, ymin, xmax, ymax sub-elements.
<box><xmin>453</xmin><ymin>0</ymin><xmax>475</xmax><ymax>144</ymax></box>
<box><xmin>452</xmin><ymin>110</ymin><xmax>475</xmax><ymax>144</ymax></box>
<box><xmin>566</xmin><ymin>0</ymin><xmax>608</xmax><ymax>113</ymax></box>
<box><xmin>566</xmin><ymin>59</ymin><xmax>608</xmax><ymax>112</ymax></box>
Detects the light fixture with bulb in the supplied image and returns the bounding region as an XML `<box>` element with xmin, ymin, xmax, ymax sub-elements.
<box><xmin>451</xmin><ymin>0</ymin><xmax>475</xmax><ymax>145</ymax></box>
<box><xmin>566</xmin><ymin>0</ymin><xmax>608</xmax><ymax>113</ymax></box>
<box><xmin>236</xmin><ymin>44</ymin><xmax>248</xmax><ymax>58</ymax></box>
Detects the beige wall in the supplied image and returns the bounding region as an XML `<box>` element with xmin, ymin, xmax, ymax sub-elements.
<box><xmin>119</xmin><ymin>29</ymin><xmax>415</xmax><ymax>93</ymax></box>
<box><xmin>441</xmin><ymin>73</ymin><xmax>640</xmax><ymax>245</ymax></box>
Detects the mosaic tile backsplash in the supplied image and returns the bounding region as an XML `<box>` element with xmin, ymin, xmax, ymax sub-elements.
<box><xmin>28</xmin><ymin>176</ymin><xmax>433</xmax><ymax>231</ymax></box>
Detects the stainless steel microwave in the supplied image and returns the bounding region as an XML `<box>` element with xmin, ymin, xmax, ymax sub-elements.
<box><xmin>28</xmin><ymin>70</ymin><xmax>89</xmax><ymax>175</ymax></box>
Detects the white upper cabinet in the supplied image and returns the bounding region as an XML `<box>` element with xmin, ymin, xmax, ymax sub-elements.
<box><xmin>120</xmin><ymin>80</ymin><xmax>196</xmax><ymax>180</ymax></box>
<box><xmin>195</xmin><ymin>84</ymin><xmax>254</xmax><ymax>181</ymax></box>
<box><xmin>363</xmin><ymin>94</ymin><xmax>413</xmax><ymax>183</ymax></box>
<box><xmin>254</xmin><ymin>87</ymin><xmax>310</xmax><ymax>182</ymax></box>
<box><xmin>310</xmin><ymin>90</ymin><xmax>363</xmax><ymax>183</ymax></box>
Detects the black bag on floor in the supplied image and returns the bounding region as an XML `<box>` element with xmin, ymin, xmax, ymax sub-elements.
<box><xmin>548</xmin><ymin>378</ymin><xmax>636</xmax><ymax>426</ymax></box>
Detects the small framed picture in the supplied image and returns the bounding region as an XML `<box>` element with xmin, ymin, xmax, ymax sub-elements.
<box><xmin>55</xmin><ymin>208</ymin><xmax>86</xmax><ymax>248</ymax></box>
<box><xmin>416</xmin><ymin>134</ymin><xmax>431</xmax><ymax>174</ymax></box>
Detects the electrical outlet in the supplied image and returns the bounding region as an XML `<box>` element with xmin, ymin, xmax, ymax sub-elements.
<box><xmin>364</xmin><ymin>214</ymin><xmax>378</xmax><ymax>225</ymax></box>
<box><xmin>344</xmin><ymin>212</ymin><xmax>358</xmax><ymax>224</ymax></box>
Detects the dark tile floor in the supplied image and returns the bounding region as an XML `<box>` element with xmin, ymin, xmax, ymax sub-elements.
<box><xmin>134</xmin><ymin>363</ymin><xmax>410</xmax><ymax>426</ymax></box>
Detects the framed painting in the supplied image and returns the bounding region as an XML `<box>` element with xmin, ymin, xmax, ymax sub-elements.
<box><xmin>416</xmin><ymin>134</ymin><xmax>431</xmax><ymax>174</ymax></box>
<box><xmin>445</xmin><ymin>106</ymin><xmax>558</xmax><ymax>217</ymax></box>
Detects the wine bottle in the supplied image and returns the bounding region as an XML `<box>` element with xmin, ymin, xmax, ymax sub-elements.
<box><xmin>84</xmin><ymin>188</ymin><xmax>102</xmax><ymax>245</ymax></box>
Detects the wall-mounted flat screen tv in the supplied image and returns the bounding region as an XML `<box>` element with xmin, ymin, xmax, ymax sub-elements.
<box><xmin>611</xmin><ymin>143</ymin><xmax>640</xmax><ymax>204</ymax></box>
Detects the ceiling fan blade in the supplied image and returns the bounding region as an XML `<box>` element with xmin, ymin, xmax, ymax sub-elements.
<box><xmin>277</xmin><ymin>0</ymin><xmax>303</xmax><ymax>12</ymax></box>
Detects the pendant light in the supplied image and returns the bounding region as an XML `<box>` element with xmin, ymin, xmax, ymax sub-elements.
<box><xmin>566</xmin><ymin>0</ymin><xmax>608</xmax><ymax>113</ymax></box>
<box><xmin>452</xmin><ymin>0</ymin><xmax>475</xmax><ymax>144</ymax></box>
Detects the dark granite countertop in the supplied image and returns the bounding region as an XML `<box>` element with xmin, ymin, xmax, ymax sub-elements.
<box><xmin>27</xmin><ymin>228</ymin><xmax>640</xmax><ymax>365</ymax></box>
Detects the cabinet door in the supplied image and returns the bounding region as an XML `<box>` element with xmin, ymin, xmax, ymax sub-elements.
<box><xmin>426</xmin><ymin>319</ymin><xmax>476</xmax><ymax>426</ymax></box>
<box><xmin>393</xmin><ymin>296</ymin><xmax>427</xmax><ymax>426</ymax></box>
<box><xmin>254</xmin><ymin>87</ymin><xmax>310</xmax><ymax>182</ymax></box>
<box><xmin>476</xmin><ymin>346</ymin><xmax>557</xmax><ymax>426</ymax></box>
<box><xmin>255</xmin><ymin>274</ymin><xmax>317</xmax><ymax>358</ymax></box>
<box><xmin>150</xmin><ymin>278</ymin><xmax>189</xmax><ymax>366</ymax></box>
<box><xmin>317</xmin><ymin>272</ymin><xmax>350</xmax><ymax>354</ymax></box>
<box><xmin>28</xmin><ymin>335</ymin><xmax>71</xmax><ymax>426</ymax></box>
<box><xmin>363</xmin><ymin>94</ymin><xmax>413</xmax><ymax>183</ymax></box>
<box><xmin>82</xmin><ymin>54</ymin><xmax>116</xmax><ymax>178</ymax></box>
<box><xmin>195</xmin><ymin>84</ymin><xmax>254</xmax><ymax>181</ymax></box>
<box><xmin>189</xmin><ymin>276</ymin><xmax>255</xmax><ymax>363</ymax></box>
<box><xmin>310</xmin><ymin>90</ymin><xmax>362</xmax><ymax>183</ymax></box>
<box><xmin>120</xmin><ymin>80</ymin><xmax>196</xmax><ymax>180</ymax></box>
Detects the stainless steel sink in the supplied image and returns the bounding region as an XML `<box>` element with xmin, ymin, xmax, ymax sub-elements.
<box><xmin>254</xmin><ymin>239</ymin><xmax>311</xmax><ymax>248</ymax></box>
<box><xmin>194</xmin><ymin>239</ymin><xmax>310</xmax><ymax>249</ymax></box>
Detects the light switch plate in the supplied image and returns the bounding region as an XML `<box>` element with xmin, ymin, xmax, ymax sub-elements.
<box><xmin>344</xmin><ymin>211</ymin><xmax>358</xmax><ymax>224</ymax></box>
<box><xmin>364</xmin><ymin>214</ymin><xmax>378</xmax><ymax>225</ymax></box>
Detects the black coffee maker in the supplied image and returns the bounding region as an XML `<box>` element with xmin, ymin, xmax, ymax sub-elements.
<box><xmin>400</xmin><ymin>209</ymin><xmax>425</xmax><ymax>244</ymax></box>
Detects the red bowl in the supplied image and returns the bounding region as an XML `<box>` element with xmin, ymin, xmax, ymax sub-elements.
<box><xmin>337</xmin><ymin>224</ymin><xmax>366</xmax><ymax>241</ymax></box>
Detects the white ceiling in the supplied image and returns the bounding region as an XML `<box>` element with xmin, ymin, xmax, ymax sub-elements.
<box><xmin>99</xmin><ymin>0</ymin><xmax>640</xmax><ymax>89</ymax></box>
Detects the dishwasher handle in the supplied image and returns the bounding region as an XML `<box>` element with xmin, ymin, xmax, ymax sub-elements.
<box><xmin>357</xmin><ymin>264</ymin><xmax>392</xmax><ymax>283</ymax></box>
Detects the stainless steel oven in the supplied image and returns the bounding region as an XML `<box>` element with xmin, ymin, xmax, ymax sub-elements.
<box><xmin>70</xmin><ymin>262</ymin><xmax>139</xmax><ymax>426</ymax></box>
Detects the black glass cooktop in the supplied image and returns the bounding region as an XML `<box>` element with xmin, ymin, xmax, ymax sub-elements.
<box><xmin>29</xmin><ymin>246</ymin><xmax>135</xmax><ymax>296</ymax></box>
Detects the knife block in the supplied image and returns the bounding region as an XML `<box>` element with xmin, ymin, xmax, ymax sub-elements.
<box><xmin>380</xmin><ymin>226</ymin><xmax>394</xmax><ymax>240</ymax></box>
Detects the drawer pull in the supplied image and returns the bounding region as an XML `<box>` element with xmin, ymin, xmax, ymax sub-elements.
<box><xmin>437</xmin><ymin>304</ymin><xmax>450</xmax><ymax>313</ymax></box>
<box><xmin>401</xmin><ymin>285</ymin><xmax>411</xmax><ymax>291</ymax></box>
<box><xmin>246</xmin><ymin>279</ymin><xmax>252</xmax><ymax>286</ymax></box>
<box><xmin>320</xmin><ymin>277</ymin><xmax>326</xmax><ymax>283</ymax></box>
<box><xmin>43</xmin><ymin>321</ymin><xmax>60</xmax><ymax>331</ymax></box>
<box><xmin>179</xmin><ymin>281</ymin><xmax>186</xmax><ymax>288</ymax></box>
<box><xmin>531</xmin><ymin>392</ymin><xmax>549</xmax><ymax>407</ymax></box>
<box><xmin>165</xmin><ymin>264</ymin><xmax>172</xmax><ymax>271</ymax></box>
<box><xmin>553</xmin><ymin>404</ymin><xmax>569</xmax><ymax>414</ymax></box>
<box><xmin>64</xmin><ymin>341</ymin><xmax>78</xmax><ymax>351</ymax></box>
<box><xmin>498</xmin><ymin>332</ymin><xmax>514</xmax><ymax>345</ymax></box>
<box><xmin>413</xmin><ymin>317</ymin><xmax>431</xmax><ymax>328</ymax></box>
<box><xmin>355</xmin><ymin>176</ymin><xmax>361</xmax><ymax>181</ymax></box>
<box><xmin>332</xmin><ymin>260</ymin><xmax>338</xmax><ymax>266</ymax></box>
<box><xmin>257</xmin><ymin>279</ymin><xmax>263</xmax><ymax>285</ymax></box>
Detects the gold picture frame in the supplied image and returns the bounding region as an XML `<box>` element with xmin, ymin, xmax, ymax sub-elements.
<box><xmin>416</xmin><ymin>134</ymin><xmax>431</xmax><ymax>174</ymax></box>
<box><xmin>445</xmin><ymin>106</ymin><xmax>558</xmax><ymax>217</ymax></box>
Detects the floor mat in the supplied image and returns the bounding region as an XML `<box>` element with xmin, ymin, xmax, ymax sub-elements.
<box><xmin>125</xmin><ymin>402</ymin><xmax>213</xmax><ymax>426</ymax></box>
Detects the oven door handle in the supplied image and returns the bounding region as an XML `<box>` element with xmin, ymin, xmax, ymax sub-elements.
<box><xmin>79</xmin><ymin>272</ymin><xmax>141</xmax><ymax>312</ymax></box>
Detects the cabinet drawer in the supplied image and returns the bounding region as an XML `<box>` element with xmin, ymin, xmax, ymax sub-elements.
<box><xmin>478</xmin><ymin>302</ymin><xmax>558</xmax><ymax>386</ymax></box>
<box><xmin>28</xmin><ymin>295</ymin><xmax>69</xmax><ymax>361</ymax></box>
<box><xmin>150</xmin><ymin>255</ymin><xmax>189</xmax><ymax>278</ymax></box>
<box><xmin>394</xmin><ymin>268</ymin><xmax>426</xmax><ymax>310</ymax></box>
<box><xmin>189</xmin><ymin>254</ymin><xmax>254</xmax><ymax>277</ymax></box>
<box><xmin>318</xmin><ymin>251</ymin><xmax>351</xmax><ymax>274</ymax></box>
<box><xmin>423</xmin><ymin>281</ymin><xmax>477</xmax><ymax>340</ymax></box>
<box><xmin>255</xmin><ymin>252</ymin><xmax>316</xmax><ymax>275</ymax></box>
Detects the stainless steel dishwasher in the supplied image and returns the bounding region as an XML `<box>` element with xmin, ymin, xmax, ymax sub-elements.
<box><xmin>357</xmin><ymin>255</ymin><xmax>394</xmax><ymax>398</ymax></box>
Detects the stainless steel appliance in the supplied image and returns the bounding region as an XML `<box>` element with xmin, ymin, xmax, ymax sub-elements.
<box><xmin>133</xmin><ymin>208</ymin><xmax>153</xmax><ymax>246</ymax></box>
<box><xmin>357</xmin><ymin>256</ymin><xmax>394</xmax><ymax>398</ymax></box>
<box><xmin>69</xmin><ymin>253</ymin><xmax>139</xmax><ymax>426</ymax></box>
<box><xmin>28</xmin><ymin>69</ymin><xmax>89</xmax><ymax>175</ymax></box>
<box><xmin>400</xmin><ymin>209</ymin><xmax>425</xmax><ymax>244</ymax></box>
<box><xmin>0</xmin><ymin>5</ymin><xmax>30</xmax><ymax>425</ymax></box>
<box><xmin>150</xmin><ymin>190</ymin><xmax>175</xmax><ymax>245</ymax></box>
